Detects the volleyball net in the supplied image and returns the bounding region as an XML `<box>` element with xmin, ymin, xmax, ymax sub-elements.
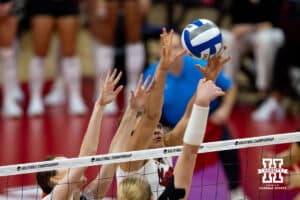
<box><xmin>1</xmin><ymin>131</ymin><xmax>300</xmax><ymax>199</ymax></box>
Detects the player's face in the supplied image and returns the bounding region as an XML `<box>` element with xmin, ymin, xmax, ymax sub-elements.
<box><xmin>149</xmin><ymin>123</ymin><xmax>165</xmax><ymax>149</ymax></box>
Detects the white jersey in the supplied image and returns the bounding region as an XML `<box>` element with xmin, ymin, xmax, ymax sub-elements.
<box><xmin>42</xmin><ymin>194</ymin><xmax>51</xmax><ymax>200</ymax></box>
<box><xmin>116</xmin><ymin>158</ymin><xmax>173</xmax><ymax>199</ymax></box>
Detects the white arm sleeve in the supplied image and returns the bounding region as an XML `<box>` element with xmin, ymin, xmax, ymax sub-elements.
<box><xmin>183</xmin><ymin>105</ymin><xmax>209</xmax><ymax>146</ymax></box>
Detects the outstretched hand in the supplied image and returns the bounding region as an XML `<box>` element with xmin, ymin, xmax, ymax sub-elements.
<box><xmin>96</xmin><ymin>69</ymin><xmax>123</xmax><ymax>106</ymax></box>
<box><xmin>159</xmin><ymin>28</ymin><xmax>186</xmax><ymax>71</ymax></box>
<box><xmin>195</xmin><ymin>78</ymin><xmax>225</xmax><ymax>107</ymax></box>
<box><xmin>195</xmin><ymin>46</ymin><xmax>231</xmax><ymax>82</ymax></box>
<box><xmin>129</xmin><ymin>74</ymin><xmax>155</xmax><ymax>111</ymax></box>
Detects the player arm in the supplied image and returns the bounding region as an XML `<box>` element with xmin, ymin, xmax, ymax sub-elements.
<box><xmin>84</xmin><ymin>75</ymin><xmax>155</xmax><ymax>197</ymax></box>
<box><xmin>85</xmin><ymin>113</ymin><xmax>157</xmax><ymax>198</ymax></box>
<box><xmin>144</xmin><ymin>28</ymin><xmax>186</xmax><ymax>121</ymax></box>
<box><xmin>144</xmin><ymin>66</ymin><xmax>167</xmax><ymax>121</ymax></box>
<box><xmin>123</xmin><ymin>28</ymin><xmax>185</xmax><ymax>150</ymax></box>
<box><xmin>83</xmin><ymin>163</ymin><xmax>117</xmax><ymax>199</ymax></box>
<box><xmin>277</xmin><ymin>143</ymin><xmax>300</xmax><ymax>167</ymax></box>
<box><xmin>51</xmin><ymin>104</ymin><xmax>106</xmax><ymax>200</ymax></box>
<box><xmin>172</xmin><ymin>79</ymin><xmax>225</xmax><ymax>200</ymax></box>
<box><xmin>109</xmin><ymin>105</ymin><xmax>143</xmax><ymax>153</ymax></box>
<box><xmin>50</xmin><ymin>70</ymin><xmax>123</xmax><ymax>200</ymax></box>
<box><xmin>116</xmin><ymin>29</ymin><xmax>187</xmax><ymax>172</ymax></box>
<box><xmin>78</xmin><ymin>70</ymin><xmax>123</xmax><ymax>157</ymax></box>
<box><xmin>110</xmin><ymin>74</ymin><xmax>155</xmax><ymax>152</ymax></box>
<box><xmin>118</xmin><ymin>60</ymin><xmax>171</xmax><ymax>169</ymax></box>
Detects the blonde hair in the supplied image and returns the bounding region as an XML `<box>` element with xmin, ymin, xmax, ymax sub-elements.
<box><xmin>117</xmin><ymin>175</ymin><xmax>152</xmax><ymax>200</ymax></box>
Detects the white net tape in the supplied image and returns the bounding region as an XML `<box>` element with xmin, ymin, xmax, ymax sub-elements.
<box><xmin>1</xmin><ymin>131</ymin><xmax>300</xmax><ymax>177</ymax></box>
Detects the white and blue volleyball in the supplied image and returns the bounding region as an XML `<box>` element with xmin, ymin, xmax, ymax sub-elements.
<box><xmin>181</xmin><ymin>19</ymin><xmax>222</xmax><ymax>59</ymax></box>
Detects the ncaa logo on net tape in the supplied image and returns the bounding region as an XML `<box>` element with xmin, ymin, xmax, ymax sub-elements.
<box><xmin>258</xmin><ymin>158</ymin><xmax>288</xmax><ymax>190</ymax></box>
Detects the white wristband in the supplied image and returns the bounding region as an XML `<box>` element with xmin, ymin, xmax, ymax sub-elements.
<box><xmin>183</xmin><ymin>105</ymin><xmax>209</xmax><ymax>146</ymax></box>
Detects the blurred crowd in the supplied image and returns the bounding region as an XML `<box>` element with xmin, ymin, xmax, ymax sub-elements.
<box><xmin>0</xmin><ymin>0</ymin><xmax>299</xmax><ymax>121</ymax></box>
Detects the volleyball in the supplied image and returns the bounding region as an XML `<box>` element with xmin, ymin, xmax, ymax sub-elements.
<box><xmin>181</xmin><ymin>18</ymin><xmax>223</xmax><ymax>59</ymax></box>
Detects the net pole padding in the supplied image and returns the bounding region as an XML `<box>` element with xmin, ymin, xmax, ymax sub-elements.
<box><xmin>0</xmin><ymin>131</ymin><xmax>300</xmax><ymax>177</ymax></box>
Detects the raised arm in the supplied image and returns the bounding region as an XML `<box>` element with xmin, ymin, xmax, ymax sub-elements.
<box><xmin>84</xmin><ymin>74</ymin><xmax>155</xmax><ymax>199</ymax></box>
<box><xmin>159</xmin><ymin>79</ymin><xmax>225</xmax><ymax>200</ymax></box>
<box><xmin>50</xmin><ymin>69</ymin><xmax>123</xmax><ymax>200</ymax></box>
<box><xmin>111</xmin><ymin>74</ymin><xmax>154</xmax><ymax>152</ymax></box>
<box><xmin>79</xmin><ymin>69</ymin><xmax>123</xmax><ymax>157</ymax></box>
<box><xmin>144</xmin><ymin>28</ymin><xmax>186</xmax><ymax>121</ymax></box>
<box><xmin>122</xmin><ymin>28</ymin><xmax>186</xmax><ymax>153</ymax></box>
<box><xmin>277</xmin><ymin>142</ymin><xmax>300</xmax><ymax>167</ymax></box>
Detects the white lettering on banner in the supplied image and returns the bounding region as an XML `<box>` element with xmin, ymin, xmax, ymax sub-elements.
<box><xmin>1</xmin><ymin>131</ymin><xmax>300</xmax><ymax>177</ymax></box>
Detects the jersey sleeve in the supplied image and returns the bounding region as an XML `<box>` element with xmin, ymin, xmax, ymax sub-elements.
<box><xmin>158</xmin><ymin>176</ymin><xmax>186</xmax><ymax>200</ymax></box>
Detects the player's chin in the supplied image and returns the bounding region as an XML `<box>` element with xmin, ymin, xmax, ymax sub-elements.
<box><xmin>151</xmin><ymin>138</ymin><xmax>164</xmax><ymax>148</ymax></box>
